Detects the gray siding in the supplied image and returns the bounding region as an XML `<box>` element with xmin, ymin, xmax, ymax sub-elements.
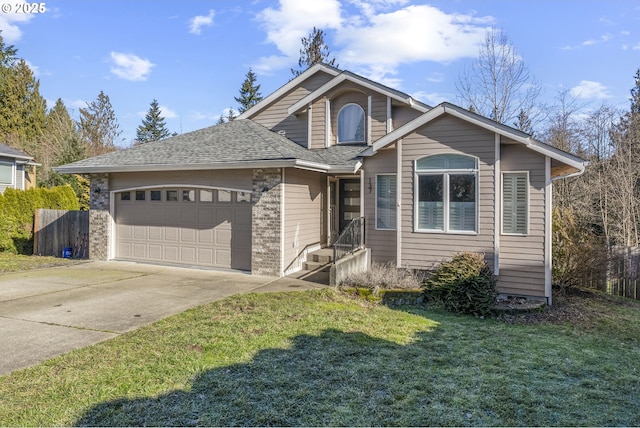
<box><xmin>252</xmin><ymin>71</ymin><xmax>335</xmax><ymax>147</ymax></box>
<box><xmin>362</xmin><ymin>147</ymin><xmax>397</xmax><ymax>263</ymax></box>
<box><xmin>109</xmin><ymin>170</ymin><xmax>253</xmax><ymax>192</ymax></box>
<box><xmin>16</xmin><ymin>164</ymin><xmax>24</xmax><ymax>190</ymax></box>
<box><xmin>283</xmin><ymin>168</ymin><xmax>326</xmax><ymax>270</ymax></box>
<box><xmin>310</xmin><ymin>98</ymin><xmax>327</xmax><ymax>149</ymax></box>
<box><xmin>400</xmin><ymin>115</ymin><xmax>496</xmax><ymax>270</ymax></box>
<box><xmin>498</xmin><ymin>143</ymin><xmax>546</xmax><ymax>297</ymax></box>
<box><xmin>393</xmin><ymin>105</ymin><xmax>422</xmax><ymax>129</ymax></box>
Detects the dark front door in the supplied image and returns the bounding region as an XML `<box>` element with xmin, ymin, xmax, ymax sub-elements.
<box><xmin>339</xmin><ymin>179</ymin><xmax>361</xmax><ymax>232</ymax></box>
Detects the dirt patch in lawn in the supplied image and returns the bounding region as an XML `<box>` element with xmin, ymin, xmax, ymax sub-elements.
<box><xmin>498</xmin><ymin>286</ymin><xmax>640</xmax><ymax>327</ymax></box>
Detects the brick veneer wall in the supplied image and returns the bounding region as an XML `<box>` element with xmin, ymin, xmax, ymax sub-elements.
<box><xmin>251</xmin><ymin>168</ymin><xmax>282</xmax><ymax>276</ymax></box>
<box><xmin>89</xmin><ymin>173</ymin><xmax>110</xmax><ymax>260</ymax></box>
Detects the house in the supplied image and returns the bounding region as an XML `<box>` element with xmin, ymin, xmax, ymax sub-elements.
<box><xmin>54</xmin><ymin>64</ymin><xmax>587</xmax><ymax>304</ymax></box>
<box><xmin>0</xmin><ymin>143</ymin><xmax>38</xmax><ymax>193</ymax></box>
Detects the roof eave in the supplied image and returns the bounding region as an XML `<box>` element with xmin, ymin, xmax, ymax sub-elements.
<box><xmin>237</xmin><ymin>64</ymin><xmax>341</xmax><ymax>120</ymax></box>
<box><xmin>370</xmin><ymin>102</ymin><xmax>588</xmax><ymax>172</ymax></box>
<box><xmin>53</xmin><ymin>159</ymin><xmax>303</xmax><ymax>175</ymax></box>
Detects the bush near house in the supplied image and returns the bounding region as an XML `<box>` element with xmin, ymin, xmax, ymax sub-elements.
<box><xmin>423</xmin><ymin>252</ymin><xmax>497</xmax><ymax>316</ymax></box>
<box><xmin>0</xmin><ymin>186</ymin><xmax>80</xmax><ymax>254</ymax></box>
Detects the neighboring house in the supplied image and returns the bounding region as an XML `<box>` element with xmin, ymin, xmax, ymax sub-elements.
<box><xmin>55</xmin><ymin>64</ymin><xmax>587</xmax><ymax>304</ymax></box>
<box><xmin>0</xmin><ymin>143</ymin><xmax>38</xmax><ymax>193</ymax></box>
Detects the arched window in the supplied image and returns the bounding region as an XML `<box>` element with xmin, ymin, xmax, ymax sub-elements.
<box><xmin>337</xmin><ymin>103</ymin><xmax>365</xmax><ymax>143</ymax></box>
<box><xmin>415</xmin><ymin>154</ymin><xmax>478</xmax><ymax>233</ymax></box>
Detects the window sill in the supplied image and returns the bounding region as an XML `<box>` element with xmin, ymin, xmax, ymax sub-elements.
<box><xmin>413</xmin><ymin>229</ymin><xmax>478</xmax><ymax>236</ymax></box>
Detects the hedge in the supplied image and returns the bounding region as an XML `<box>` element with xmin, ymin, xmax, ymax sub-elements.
<box><xmin>0</xmin><ymin>186</ymin><xmax>80</xmax><ymax>254</ymax></box>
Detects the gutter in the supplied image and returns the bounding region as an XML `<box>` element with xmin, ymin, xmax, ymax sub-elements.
<box><xmin>53</xmin><ymin>158</ymin><xmax>363</xmax><ymax>175</ymax></box>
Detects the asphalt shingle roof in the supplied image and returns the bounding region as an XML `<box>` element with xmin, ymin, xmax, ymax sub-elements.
<box><xmin>0</xmin><ymin>143</ymin><xmax>32</xmax><ymax>159</ymax></box>
<box><xmin>56</xmin><ymin>119</ymin><xmax>362</xmax><ymax>173</ymax></box>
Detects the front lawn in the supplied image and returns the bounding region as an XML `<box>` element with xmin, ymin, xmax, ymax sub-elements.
<box><xmin>1</xmin><ymin>288</ymin><xmax>639</xmax><ymax>426</ymax></box>
<box><xmin>0</xmin><ymin>252</ymin><xmax>80</xmax><ymax>273</ymax></box>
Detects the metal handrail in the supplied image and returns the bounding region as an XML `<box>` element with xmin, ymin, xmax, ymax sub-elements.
<box><xmin>333</xmin><ymin>217</ymin><xmax>365</xmax><ymax>262</ymax></box>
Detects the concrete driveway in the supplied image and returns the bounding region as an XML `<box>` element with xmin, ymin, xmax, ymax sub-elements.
<box><xmin>0</xmin><ymin>261</ymin><xmax>325</xmax><ymax>376</ymax></box>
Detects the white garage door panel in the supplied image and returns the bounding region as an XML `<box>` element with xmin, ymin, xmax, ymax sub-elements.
<box><xmin>115</xmin><ymin>188</ymin><xmax>251</xmax><ymax>270</ymax></box>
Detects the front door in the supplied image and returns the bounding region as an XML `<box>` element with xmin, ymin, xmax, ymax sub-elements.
<box><xmin>339</xmin><ymin>179</ymin><xmax>361</xmax><ymax>232</ymax></box>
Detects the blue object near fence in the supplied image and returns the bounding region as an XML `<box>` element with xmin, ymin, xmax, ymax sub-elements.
<box><xmin>62</xmin><ymin>247</ymin><xmax>72</xmax><ymax>258</ymax></box>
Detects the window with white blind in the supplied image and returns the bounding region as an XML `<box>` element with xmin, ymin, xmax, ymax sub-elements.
<box><xmin>337</xmin><ymin>103</ymin><xmax>365</xmax><ymax>143</ymax></box>
<box><xmin>0</xmin><ymin>161</ymin><xmax>13</xmax><ymax>185</ymax></box>
<box><xmin>376</xmin><ymin>174</ymin><xmax>396</xmax><ymax>230</ymax></box>
<box><xmin>502</xmin><ymin>172</ymin><xmax>528</xmax><ymax>235</ymax></box>
<box><xmin>415</xmin><ymin>154</ymin><xmax>478</xmax><ymax>233</ymax></box>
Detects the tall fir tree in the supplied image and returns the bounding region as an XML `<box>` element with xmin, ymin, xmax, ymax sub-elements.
<box><xmin>78</xmin><ymin>91</ymin><xmax>121</xmax><ymax>156</ymax></box>
<box><xmin>0</xmin><ymin>59</ymin><xmax>46</xmax><ymax>155</ymax></box>
<box><xmin>234</xmin><ymin>69</ymin><xmax>263</xmax><ymax>113</ymax></box>
<box><xmin>135</xmin><ymin>99</ymin><xmax>171</xmax><ymax>145</ymax></box>
<box><xmin>291</xmin><ymin>27</ymin><xmax>338</xmax><ymax>77</ymax></box>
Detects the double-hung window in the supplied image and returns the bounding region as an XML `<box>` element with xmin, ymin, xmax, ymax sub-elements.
<box><xmin>376</xmin><ymin>174</ymin><xmax>396</xmax><ymax>230</ymax></box>
<box><xmin>415</xmin><ymin>154</ymin><xmax>478</xmax><ymax>233</ymax></box>
<box><xmin>502</xmin><ymin>172</ymin><xmax>528</xmax><ymax>235</ymax></box>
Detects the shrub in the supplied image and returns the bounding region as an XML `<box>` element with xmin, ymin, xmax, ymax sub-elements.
<box><xmin>422</xmin><ymin>252</ymin><xmax>497</xmax><ymax>316</ymax></box>
<box><xmin>340</xmin><ymin>262</ymin><xmax>423</xmax><ymax>295</ymax></box>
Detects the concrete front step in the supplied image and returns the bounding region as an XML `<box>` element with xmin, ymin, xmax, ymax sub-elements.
<box><xmin>303</xmin><ymin>260</ymin><xmax>331</xmax><ymax>272</ymax></box>
<box><xmin>308</xmin><ymin>247</ymin><xmax>334</xmax><ymax>264</ymax></box>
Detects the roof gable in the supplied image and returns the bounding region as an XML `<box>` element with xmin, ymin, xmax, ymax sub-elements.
<box><xmin>287</xmin><ymin>70</ymin><xmax>431</xmax><ymax>116</ymax></box>
<box><xmin>365</xmin><ymin>102</ymin><xmax>587</xmax><ymax>176</ymax></box>
<box><xmin>236</xmin><ymin>63</ymin><xmax>341</xmax><ymax>120</ymax></box>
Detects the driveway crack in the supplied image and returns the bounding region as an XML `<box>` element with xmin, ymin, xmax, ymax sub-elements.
<box><xmin>0</xmin><ymin>315</ymin><xmax>121</xmax><ymax>334</ymax></box>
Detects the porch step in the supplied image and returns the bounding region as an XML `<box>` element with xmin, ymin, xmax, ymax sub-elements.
<box><xmin>308</xmin><ymin>247</ymin><xmax>334</xmax><ymax>264</ymax></box>
<box><xmin>303</xmin><ymin>260</ymin><xmax>331</xmax><ymax>272</ymax></box>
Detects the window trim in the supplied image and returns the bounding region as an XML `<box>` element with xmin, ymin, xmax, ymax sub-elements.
<box><xmin>501</xmin><ymin>171</ymin><xmax>529</xmax><ymax>236</ymax></box>
<box><xmin>337</xmin><ymin>103</ymin><xmax>366</xmax><ymax>144</ymax></box>
<box><xmin>413</xmin><ymin>154</ymin><xmax>479</xmax><ymax>235</ymax></box>
<box><xmin>0</xmin><ymin>160</ymin><xmax>14</xmax><ymax>185</ymax></box>
<box><xmin>375</xmin><ymin>173</ymin><xmax>397</xmax><ymax>231</ymax></box>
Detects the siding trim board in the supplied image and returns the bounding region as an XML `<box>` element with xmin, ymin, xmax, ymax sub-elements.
<box><xmin>494</xmin><ymin>133</ymin><xmax>500</xmax><ymax>275</ymax></box>
<box><xmin>396</xmin><ymin>140</ymin><xmax>402</xmax><ymax>267</ymax></box>
<box><xmin>545</xmin><ymin>156</ymin><xmax>552</xmax><ymax>305</ymax></box>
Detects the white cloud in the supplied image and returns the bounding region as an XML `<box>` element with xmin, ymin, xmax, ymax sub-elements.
<box><xmin>413</xmin><ymin>91</ymin><xmax>450</xmax><ymax>106</ymax></box>
<box><xmin>570</xmin><ymin>80</ymin><xmax>610</xmax><ymax>100</ymax></box>
<box><xmin>0</xmin><ymin>1</ymin><xmax>36</xmax><ymax>42</ymax></box>
<box><xmin>256</xmin><ymin>0</ymin><xmax>343</xmax><ymax>72</ymax></box>
<box><xmin>337</xmin><ymin>5</ymin><xmax>491</xmax><ymax>68</ymax></box>
<box><xmin>255</xmin><ymin>1</ymin><xmax>492</xmax><ymax>83</ymax></box>
<box><xmin>582</xmin><ymin>33</ymin><xmax>612</xmax><ymax>46</ymax></box>
<box><xmin>189</xmin><ymin>9</ymin><xmax>215</xmax><ymax>35</ymax></box>
<box><xmin>109</xmin><ymin>52</ymin><xmax>155</xmax><ymax>81</ymax></box>
<box><xmin>159</xmin><ymin>105</ymin><xmax>177</xmax><ymax>119</ymax></box>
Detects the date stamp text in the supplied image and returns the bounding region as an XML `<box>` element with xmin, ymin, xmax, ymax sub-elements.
<box><xmin>1</xmin><ymin>3</ymin><xmax>46</xmax><ymax>13</ymax></box>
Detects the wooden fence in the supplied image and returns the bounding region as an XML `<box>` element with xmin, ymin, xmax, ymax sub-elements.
<box><xmin>33</xmin><ymin>209</ymin><xmax>89</xmax><ymax>258</ymax></box>
<box><xmin>579</xmin><ymin>246</ymin><xmax>640</xmax><ymax>300</ymax></box>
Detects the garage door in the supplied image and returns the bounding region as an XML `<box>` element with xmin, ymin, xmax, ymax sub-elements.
<box><xmin>114</xmin><ymin>187</ymin><xmax>252</xmax><ymax>270</ymax></box>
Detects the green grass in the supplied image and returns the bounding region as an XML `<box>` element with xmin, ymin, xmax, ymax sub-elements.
<box><xmin>1</xmin><ymin>288</ymin><xmax>640</xmax><ymax>426</ymax></box>
<box><xmin>0</xmin><ymin>252</ymin><xmax>80</xmax><ymax>272</ymax></box>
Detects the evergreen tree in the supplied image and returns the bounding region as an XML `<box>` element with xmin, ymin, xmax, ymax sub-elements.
<box><xmin>291</xmin><ymin>27</ymin><xmax>338</xmax><ymax>77</ymax></box>
<box><xmin>216</xmin><ymin>107</ymin><xmax>237</xmax><ymax>125</ymax></box>
<box><xmin>234</xmin><ymin>69</ymin><xmax>263</xmax><ymax>113</ymax></box>
<box><xmin>78</xmin><ymin>91</ymin><xmax>121</xmax><ymax>156</ymax></box>
<box><xmin>135</xmin><ymin>99</ymin><xmax>171</xmax><ymax>145</ymax></box>
<box><xmin>0</xmin><ymin>59</ymin><xmax>46</xmax><ymax>155</ymax></box>
<box><xmin>38</xmin><ymin>98</ymin><xmax>82</xmax><ymax>183</ymax></box>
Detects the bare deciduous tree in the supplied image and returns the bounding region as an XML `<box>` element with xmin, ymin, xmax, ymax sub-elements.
<box><xmin>456</xmin><ymin>27</ymin><xmax>541</xmax><ymax>129</ymax></box>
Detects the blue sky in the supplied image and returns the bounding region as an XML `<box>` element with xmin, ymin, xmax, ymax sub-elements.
<box><xmin>4</xmin><ymin>0</ymin><xmax>640</xmax><ymax>145</ymax></box>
